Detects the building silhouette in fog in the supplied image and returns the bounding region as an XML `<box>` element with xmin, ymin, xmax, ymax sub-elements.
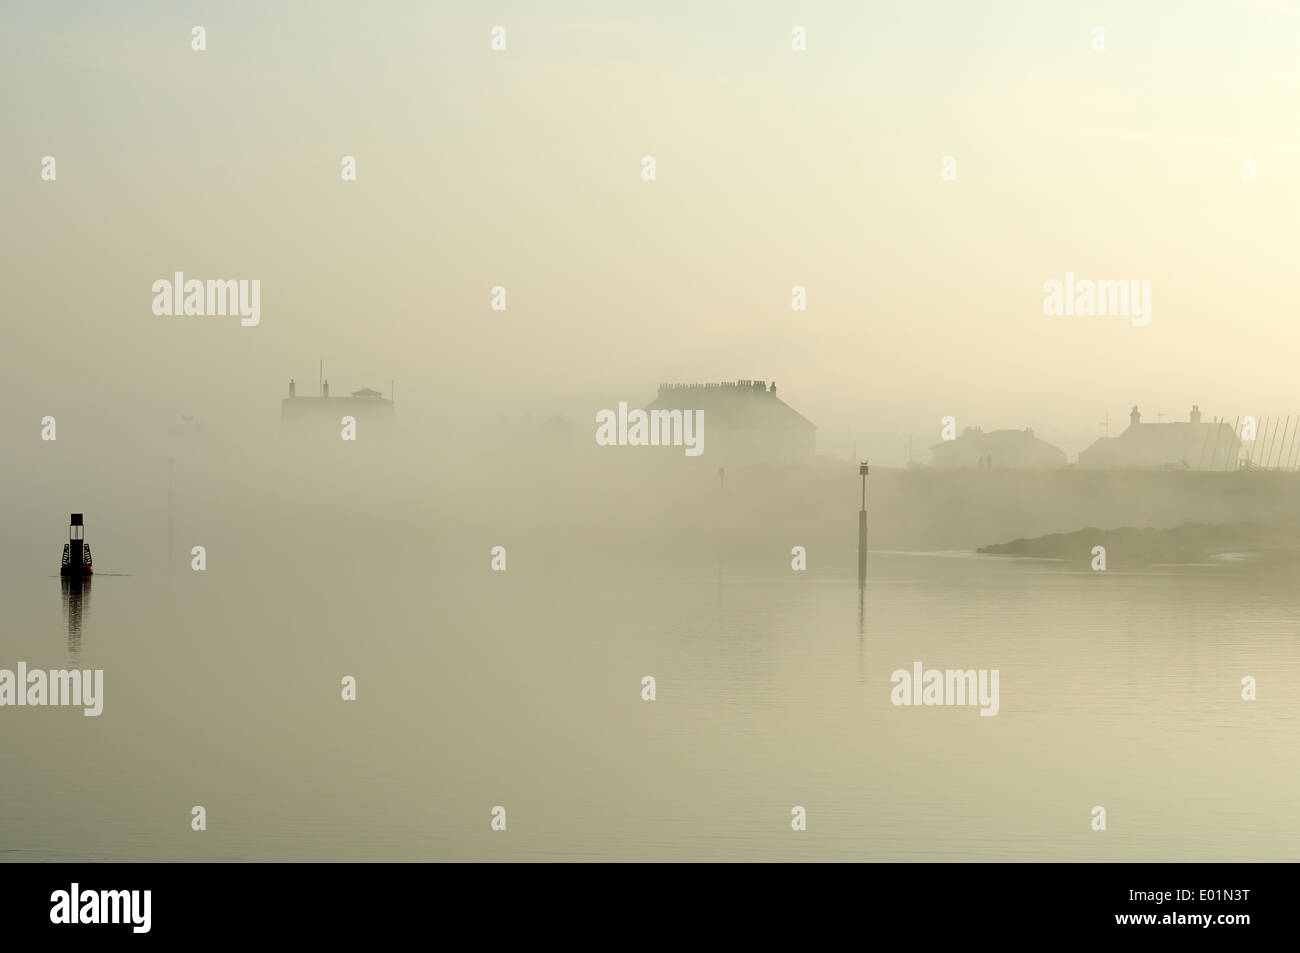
<box><xmin>1078</xmin><ymin>405</ymin><xmax>1240</xmax><ymax>470</ymax></box>
<box><xmin>280</xmin><ymin>378</ymin><xmax>394</xmax><ymax>440</ymax></box>
<box><xmin>929</xmin><ymin>426</ymin><xmax>1066</xmax><ymax>469</ymax></box>
<box><xmin>645</xmin><ymin>380</ymin><xmax>815</xmax><ymax>467</ymax></box>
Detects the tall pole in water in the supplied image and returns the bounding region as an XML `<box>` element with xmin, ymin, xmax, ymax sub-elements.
<box><xmin>858</xmin><ymin>461</ymin><xmax>869</xmax><ymax>581</ymax></box>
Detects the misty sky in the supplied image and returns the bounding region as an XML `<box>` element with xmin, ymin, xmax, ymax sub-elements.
<box><xmin>3</xmin><ymin>0</ymin><xmax>1298</xmax><ymax>463</ymax></box>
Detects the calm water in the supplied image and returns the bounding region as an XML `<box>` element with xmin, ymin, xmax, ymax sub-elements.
<box><xmin>3</xmin><ymin>507</ymin><xmax>1299</xmax><ymax>861</ymax></box>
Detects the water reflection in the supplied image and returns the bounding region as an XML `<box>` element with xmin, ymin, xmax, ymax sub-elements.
<box><xmin>857</xmin><ymin>578</ymin><xmax>866</xmax><ymax>681</ymax></box>
<box><xmin>60</xmin><ymin>574</ymin><xmax>91</xmax><ymax>663</ymax></box>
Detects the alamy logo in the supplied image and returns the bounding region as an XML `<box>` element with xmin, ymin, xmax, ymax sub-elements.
<box><xmin>50</xmin><ymin>883</ymin><xmax>150</xmax><ymax>933</ymax></box>
<box><xmin>595</xmin><ymin>402</ymin><xmax>704</xmax><ymax>456</ymax></box>
<box><xmin>890</xmin><ymin>661</ymin><xmax>1000</xmax><ymax>716</ymax></box>
<box><xmin>1042</xmin><ymin>272</ymin><xmax>1150</xmax><ymax>326</ymax></box>
<box><xmin>0</xmin><ymin>662</ymin><xmax>103</xmax><ymax>716</ymax></box>
<box><xmin>151</xmin><ymin>272</ymin><xmax>260</xmax><ymax>326</ymax></box>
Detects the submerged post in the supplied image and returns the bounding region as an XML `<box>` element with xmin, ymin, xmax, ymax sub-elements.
<box><xmin>858</xmin><ymin>461</ymin><xmax>869</xmax><ymax>580</ymax></box>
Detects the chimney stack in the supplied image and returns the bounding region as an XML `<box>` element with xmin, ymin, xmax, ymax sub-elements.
<box><xmin>1190</xmin><ymin>404</ymin><xmax>1201</xmax><ymax>424</ymax></box>
<box><xmin>1130</xmin><ymin>405</ymin><xmax>1141</xmax><ymax>427</ymax></box>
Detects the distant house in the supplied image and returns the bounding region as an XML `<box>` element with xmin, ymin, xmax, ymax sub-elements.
<box><xmin>280</xmin><ymin>378</ymin><xmax>394</xmax><ymax>440</ymax></box>
<box><xmin>645</xmin><ymin>380</ymin><xmax>815</xmax><ymax>467</ymax></box>
<box><xmin>929</xmin><ymin>427</ymin><xmax>1066</xmax><ymax>469</ymax></box>
<box><xmin>1077</xmin><ymin>406</ymin><xmax>1240</xmax><ymax>470</ymax></box>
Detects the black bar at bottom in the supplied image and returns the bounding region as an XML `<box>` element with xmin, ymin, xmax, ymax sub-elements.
<box><xmin>0</xmin><ymin>861</ymin><xmax>1280</xmax><ymax>941</ymax></box>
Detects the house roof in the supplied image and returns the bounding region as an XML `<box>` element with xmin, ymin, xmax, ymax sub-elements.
<box><xmin>645</xmin><ymin>382</ymin><xmax>816</xmax><ymax>431</ymax></box>
<box><xmin>928</xmin><ymin>428</ymin><xmax>1061</xmax><ymax>453</ymax></box>
<box><xmin>1079</xmin><ymin>421</ymin><xmax>1241</xmax><ymax>463</ymax></box>
<box><xmin>1125</xmin><ymin>421</ymin><xmax>1237</xmax><ymax>439</ymax></box>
